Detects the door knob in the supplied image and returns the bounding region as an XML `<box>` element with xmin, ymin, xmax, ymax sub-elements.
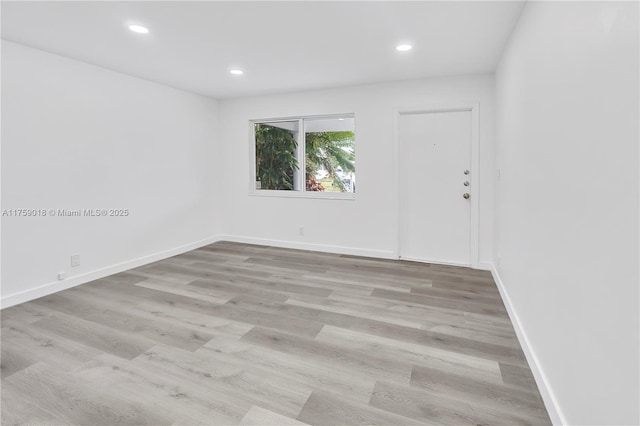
<box><xmin>463</xmin><ymin>193</ymin><xmax>470</xmax><ymax>199</ymax></box>
<box><xmin>463</xmin><ymin>181</ymin><xmax>470</xmax><ymax>186</ymax></box>
<box><xmin>463</xmin><ymin>170</ymin><xmax>470</xmax><ymax>175</ymax></box>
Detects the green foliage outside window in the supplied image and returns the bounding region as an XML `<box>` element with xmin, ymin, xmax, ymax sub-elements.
<box><xmin>305</xmin><ymin>131</ymin><xmax>355</xmax><ymax>192</ymax></box>
<box><xmin>255</xmin><ymin>123</ymin><xmax>298</xmax><ymax>190</ymax></box>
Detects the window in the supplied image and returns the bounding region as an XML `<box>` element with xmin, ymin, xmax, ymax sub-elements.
<box><xmin>252</xmin><ymin>114</ymin><xmax>355</xmax><ymax>198</ymax></box>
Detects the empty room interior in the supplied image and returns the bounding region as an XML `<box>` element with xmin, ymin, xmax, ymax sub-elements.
<box><xmin>1</xmin><ymin>1</ymin><xmax>638</xmax><ymax>425</ymax></box>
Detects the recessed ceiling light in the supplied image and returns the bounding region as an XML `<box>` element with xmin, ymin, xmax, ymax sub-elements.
<box><xmin>230</xmin><ymin>69</ymin><xmax>244</xmax><ymax>75</ymax></box>
<box><xmin>129</xmin><ymin>25</ymin><xmax>149</xmax><ymax>34</ymax></box>
<box><xmin>396</xmin><ymin>44</ymin><xmax>412</xmax><ymax>52</ymax></box>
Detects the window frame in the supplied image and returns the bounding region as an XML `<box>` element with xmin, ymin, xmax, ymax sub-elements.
<box><xmin>249</xmin><ymin>113</ymin><xmax>356</xmax><ymax>200</ymax></box>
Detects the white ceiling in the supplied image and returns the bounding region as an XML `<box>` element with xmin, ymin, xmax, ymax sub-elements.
<box><xmin>1</xmin><ymin>1</ymin><xmax>525</xmax><ymax>99</ymax></box>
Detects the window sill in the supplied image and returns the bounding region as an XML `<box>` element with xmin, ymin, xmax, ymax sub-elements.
<box><xmin>249</xmin><ymin>190</ymin><xmax>355</xmax><ymax>200</ymax></box>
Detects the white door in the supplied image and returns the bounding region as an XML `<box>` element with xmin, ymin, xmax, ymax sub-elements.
<box><xmin>398</xmin><ymin>110</ymin><xmax>472</xmax><ymax>266</ymax></box>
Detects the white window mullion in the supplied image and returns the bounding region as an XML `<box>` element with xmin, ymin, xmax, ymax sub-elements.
<box><xmin>293</xmin><ymin>118</ymin><xmax>305</xmax><ymax>191</ymax></box>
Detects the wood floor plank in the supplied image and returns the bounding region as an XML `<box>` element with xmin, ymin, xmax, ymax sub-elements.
<box><xmin>240</xmin><ymin>406</ymin><xmax>311</xmax><ymax>426</ymax></box>
<box><xmin>133</xmin><ymin>301</ymin><xmax>255</xmax><ymax>337</ymax></box>
<box><xmin>188</xmin><ymin>274</ymin><xmax>331</xmax><ymax>300</ymax></box>
<box><xmin>346</xmin><ymin>319</ymin><xmax>527</xmax><ymax>366</ymax></box>
<box><xmin>285</xmin><ymin>295</ymin><xmax>426</xmax><ymax>329</ymax></box>
<box><xmin>242</xmin><ymin>326</ymin><xmax>413</xmax><ymax>384</ymax></box>
<box><xmin>135</xmin><ymin>343</ymin><xmax>313</xmax><ymax>419</ymax></box>
<box><xmin>432</xmin><ymin>277</ymin><xmax>500</xmax><ymax>293</ymax></box>
<box><xmin>500</xmin><ymin>361</ymin><xmax>542</xmax><ymax>394</ymax></box>
<box><xmin>99</xmin><ymin>271</ymin><xmax>150</xmax><ymax>285</ymax></box>
<box><xmin>464</xmin><ymin>310</ymin><xmax>515</xmax><ymax>330</ymax></box>
<box><xmin>196</xmin><ymin>340</ymin><xmax>377</xmax><ymax>405</ymax></box>
<box><xmin>216</xmin><ymin>291</ymin><xmax>524</xmax><ymax>367</ymax></box>
<box><xmin>31</xmin><ymin>312</ymin><xmax>156</xmax><ymax>360</ymax></box>
<box><xmin>410</xmin><ymin>284</ymin><xmax>503</xmax><ymax>306</ymax></box>
<box><xmin>410</xmin><ymin>365</ymin><xmax>550</xmax><ymax>422</ymax></box>
<box><xmin>271</xmin><ymin>273</ymin><xmax>376</xmax><ymax>296</ymax></box>
<box><xmin>241</xmin><ymin>256</ymin><xmax>331</xmax><ymax>274</ymax></box>
<box><xmin>427</xmin><ymin>323</ymin><xmax>520</xmax><ymax>348</ymax></box>
<box><xmin>372</xmin><ymin>287</ymin><xmax>509</xmax><ymax>317</ymax></box>
<box><xmin>79</xmin><ymin>279</ymin><xmax>229</xmax><ymax>314</ymax></box>
<box><xmin>3</xmin><ymin>362</ymin><xmax>167</xmax><ymax>425</ymax></box>
<box><xmin>32</xmin><ymin>290</ymin><xmax>215</xmax><ymax>352</ymax></box>
<box><xmin>1</xmin><ymin>302</ymin><xmax>54</xmax><ymax>324</ymax></box>
<box><xmin>135</xmin><ymin>278</ymin><xmax>231</xmax><ymax>305</ymax></box>
<box><xmin>0</xmin><ymin>345</ymin><xmax>37</xmax><ymax>379</ymax></box>
<box><xmin>1</xmin><ymin>384</ymin><xmax>61</xmax><ymax>426</ymax></box>
<box><xmin>230</xmin><ymin>296</ymin><xmax>525</xmax><ymax>365</ymax></box>
<box><xmin>76</xmin><ymin>353</ymin><xmax>249</xmax><ymax>425</ymax></box>
<box><xmin>297</xmin><ymin>390</ymin><xmax>424</xmax><ymax>426</ymax></box>
<box><xmin>331</xmin><ymin>287</ymin><xmax>501</xmax><ymax>326</ymax></box>
<box><xmin>2</xmin><ymin>317</ymin><xmax>104</xmax><ymax>372</ymax></box>
<box><xmin>209</xmin><ymin>303</ymin><xmax>324</xmax><ymax>338</ymax></box>
<box><xmin>1</xmin><ymin>241</ymin><xmax>550</xmax><ymax>425</ymax></box>
<box><xmin>369</xmin><ymin>380</ymin><xmax>547</xmax><ymax>426</ymax></box>
<box><xmin>315</xmin><ymin>325</ymin><xmax>504</xmax><ymax>385</ymax></box>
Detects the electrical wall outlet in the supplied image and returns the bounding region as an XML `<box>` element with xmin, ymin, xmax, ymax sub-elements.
<box><xmin>71</xmin><ymin>254</ymin><xmax>80</xmax><ymax>267</ymax></box>
<box><xmin>298</xmin><ymin>227</ymin><xmax>304</xmax><ymax>236</ymax></box>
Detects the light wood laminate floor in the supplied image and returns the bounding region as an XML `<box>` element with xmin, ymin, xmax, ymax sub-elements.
<box><xmin>1</xmin><ymin>241</ymin><xmax>551</xmax><ymax>425</ymax></box>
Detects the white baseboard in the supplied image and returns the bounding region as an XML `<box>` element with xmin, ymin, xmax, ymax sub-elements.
<box><xmin>218</xmin><ymin>234</ymin><xmax>397</xmax><ymax>259</ymax></box>
<box><xmin>0</xmin><ymin>235</ymin><xmax>221</xmax><ymax>309</ymax></box>
<box><xmin>490</xmin><ymin>264</ymin><xmax>565</xmax><ymax>426</ymax></box>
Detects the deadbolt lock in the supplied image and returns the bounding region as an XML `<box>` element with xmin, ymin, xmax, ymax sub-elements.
<box><xmin>464</xmin><ymin>181</ymin><xmax>470</xmax><ymax>186</ymax></box>
<box><xmin>464</xmin><ymin>170</ymin><xmax>470</xmax><ymax>175</ymax></box>
<box><xmin>463</xmin><ymin>193</ymin><xmax>470</xmax><ymax>199</ymax></box>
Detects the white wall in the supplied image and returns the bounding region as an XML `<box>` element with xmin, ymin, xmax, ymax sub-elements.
<box><xmin>218</xmin><ymin>75</ymin><xmax>495</xmax><ymax>264</ymax></box>
<box><xmin>1</xmin><ymin>41</ymin><xmax>221</xmax><ymax>307</ymax></box>
<box><xmin>494</xmin><ymin>2</ymin><xmax>639</xmax><ymax>425</ymax></box>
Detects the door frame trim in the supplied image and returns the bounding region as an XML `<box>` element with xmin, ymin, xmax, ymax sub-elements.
<box><xmin>392</xmin><ymin>102</ymin><xmax>480</xmax><ymax>268</ymax></box>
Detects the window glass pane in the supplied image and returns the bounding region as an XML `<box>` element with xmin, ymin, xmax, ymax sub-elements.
<box><xmin>254</xmin><ymin>121</ymin><xmax>299</xmax><ymax>190</ymax></box>
<box><xmin>305</xmin><ymin>117</ymin><xmax>355</xmax><ymax>193</ymax></box>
